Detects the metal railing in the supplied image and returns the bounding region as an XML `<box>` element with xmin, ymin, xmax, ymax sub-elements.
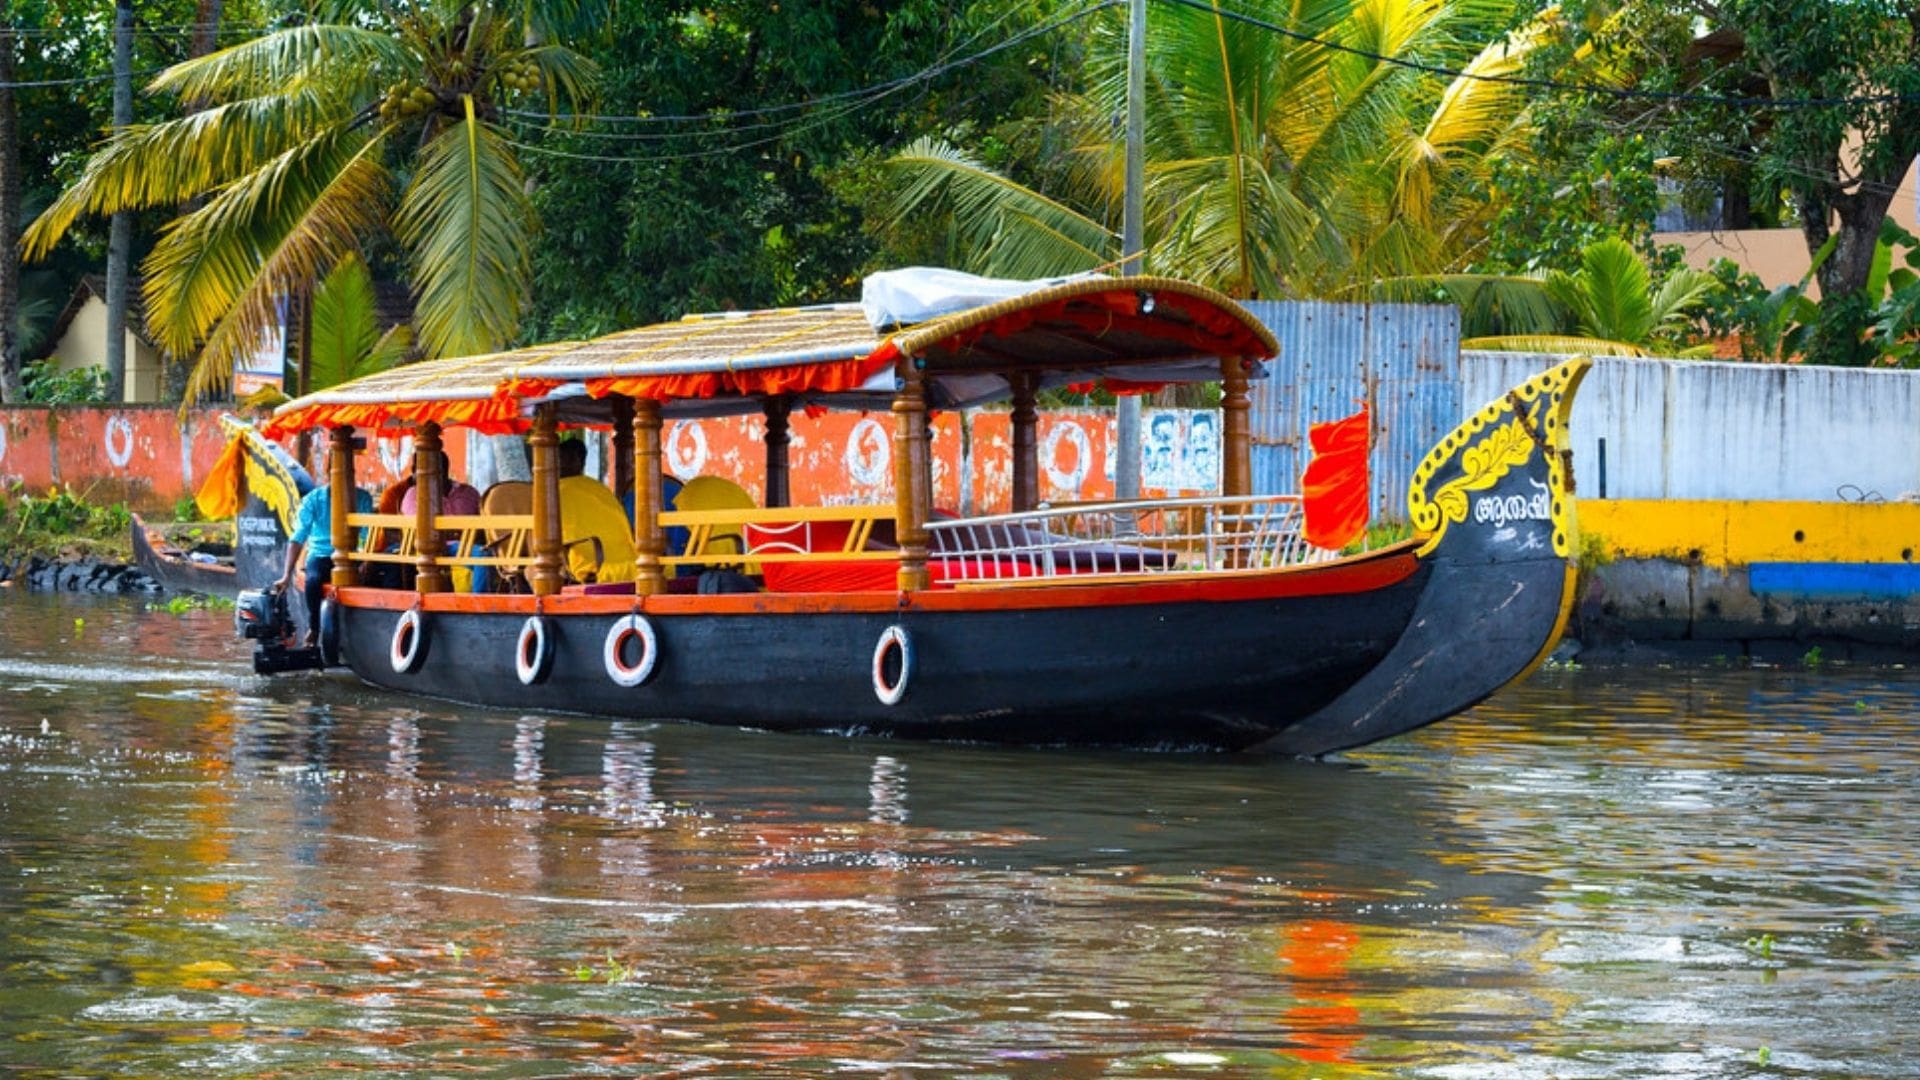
<box><xmin>926</xmin><ymin>495</ymin><xmax>1322</xmax><ymax>582</ymax></box>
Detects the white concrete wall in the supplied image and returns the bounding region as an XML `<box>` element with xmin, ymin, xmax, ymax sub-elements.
<box><xmin>1461</xmin><ymin>352</ymin><xmax>1920</xmax><ymax>502</ymax></box>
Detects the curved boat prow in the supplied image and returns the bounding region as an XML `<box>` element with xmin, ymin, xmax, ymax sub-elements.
<box><xmin>1260</xmin><ymin>357</ymin><xmax>1592</xmax><ymax>757</ymax></box>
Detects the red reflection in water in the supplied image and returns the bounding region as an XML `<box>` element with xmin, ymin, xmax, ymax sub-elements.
<box><xmin>1277</xmin><ymin>917</ymin><xmax>1361</xmax><ymax>1064</ymax></box>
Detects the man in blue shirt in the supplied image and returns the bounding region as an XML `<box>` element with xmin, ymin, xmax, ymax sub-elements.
<box><xmin>275</xmin><ymin>466</ymin><xmax>373</xmax><ymax>646</ymax></box>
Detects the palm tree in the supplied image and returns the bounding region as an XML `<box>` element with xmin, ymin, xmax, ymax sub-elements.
<box><xmin>1464</xmin><ymin>237</ymin><xmax>1719</xmax><ymax>356</ymax></box>
<box><xmin>876</xmin><ymin>0</ymin><xmax>1545</xmax><ymax>299</ymax></box>
<box><xmin>21</xmin><ymin>1</ymin><xmax>598</xmax><ymax>401</ymax></box>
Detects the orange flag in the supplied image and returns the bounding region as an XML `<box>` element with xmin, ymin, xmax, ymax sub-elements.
<box><xmin>1301</xmin><ymin>406</ymin><xmax>1370</xmax><ymax>550</ymax></box>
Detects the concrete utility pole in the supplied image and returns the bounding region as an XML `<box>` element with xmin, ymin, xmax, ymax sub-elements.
<box><xmin>103</xmin><ymin>0</ymin><xmax>134</xmax><ymax>403</ymax></box>
<box><xmin>1115</xmin><ymin>0</ymin><xmax>1147</xmax><ymax>499</ymax></box>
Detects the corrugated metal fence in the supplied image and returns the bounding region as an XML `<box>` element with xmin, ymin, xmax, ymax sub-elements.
<box><xmin>1243</xmin><ymin>301</ymin><xmax>1460</xmax><ymax>521</ymax></box>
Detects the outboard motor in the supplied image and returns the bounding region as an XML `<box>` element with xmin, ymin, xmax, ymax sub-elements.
<box><xmin>235</xmin><ymin>588</ymin><xmax>326</xmax><ymax>675</ymax></box>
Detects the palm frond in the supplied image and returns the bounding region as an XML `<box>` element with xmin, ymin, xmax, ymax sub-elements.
<box><xmin>308</xmin><ymin>251</ymin><xmax>406</xmax><ymax>392</ymax></box>
<box><xmin>1649</xmin><ymin>266</ymin><xmax>1720</xmax><ymax>328</ymax></box>
<box><xmin>142</xmin><ymin>129</ymin><xmax>393</xmax><ymax>400</ymax></box>
<box><xmin>21</xmin><ymin>91</ymin><xmax>341</xmax><ymax>261</ymax></box>
<box><xmin>395</xmin><ymin>100</ymin><xmax>538</xmax><ymax>358</ymax></box>
<box><xmin>1567</xmin><ymin>237</ymin><xmax>1655</xmax><ymax>342</ymax></box>
<box><xmin>1370</xmin><ymin>272</ymin><xmax>1563</xmax><ymax>336</ymax></box>
<box><xmin>880</xmin><ymin>137</ymin><xmax>1114</xmax><ymax>278</ymax></box>
<box><xmin>150</xmin><ymin>23</ymin><xmax>411</xmax><ymax>104</ymax></box>
<box><xmin>521</xmin><ymin>43</ymin><xmax>600</xmax><ymax>121</ymax></box>
<box><xmin>1463</xmin><ymin>334</ymin><xmax>1651</xmax><ymax>357</ymax></box>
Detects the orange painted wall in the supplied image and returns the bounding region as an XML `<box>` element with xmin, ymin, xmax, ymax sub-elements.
<box><xmin>0</xmin><ymin>406</ymin><xmax>231</xmax><ymax>511</ymax></box>
<box><xmin>0</xmin><ymin>404</ymin><xmax>1192</xmax><ymax>518</ymax></box>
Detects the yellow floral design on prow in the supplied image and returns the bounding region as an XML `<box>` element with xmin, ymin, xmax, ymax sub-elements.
<box><xmin>1423</xmin><ymin>413</ymin><xmax>1536</xmax><ymax>530</ymax></box>
<box><xmin>1406</xmin><ymin>358</ymin><xmax>1590</xmax><ymax>559</ymax></box>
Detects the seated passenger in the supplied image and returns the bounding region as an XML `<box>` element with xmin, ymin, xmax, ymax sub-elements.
<box><xmin>400</xmin><ymin>449</ymin><xmax>481</xmax><ymax>517</ymax></box>
<box><xmin>559</xmin><ymin>439</ymin><xmax>637</xmax><ymax>583</ymax></box>
<box><xmin>621</xmin><ymin>473</ymin><xmax>689</xmax><ymax>558</ymax></box>
<box><xmin>401</xmin><ymin>450</ymin><xmax>486</xmax><ymax>590</ymax></box>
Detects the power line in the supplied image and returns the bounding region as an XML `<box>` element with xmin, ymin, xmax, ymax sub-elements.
<box><xmin>1160</xmin><ymin>0</ymin><xmax>1920</xmax><ymax>110</ymax></box>
<box><xmin>3</xmin><ymin>21</ymin><xmax>279</xmax><ymax>37</ymax></box>
<box><xmin>501</xmin><ymin>0</ymin><xmax>1119</xmax><ymax>129</ymax></box>
<box><xmin>1</xmin><ymin>67</ymin><xmax>171</xmax><ymax>89</ymax></box>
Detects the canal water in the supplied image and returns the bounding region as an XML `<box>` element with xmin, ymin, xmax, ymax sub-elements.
<box><xmin>1</xmin><ymin>591</ymin><xmax>1915</xmax><ymax>1078</ymax></box>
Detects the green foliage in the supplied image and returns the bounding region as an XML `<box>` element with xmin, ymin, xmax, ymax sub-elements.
<box><xmin>1701</xmin><ymin>220</ymin><xmax>1920</xmax><ymax>366</ymax></box>
<box><xmin>523</xmin><ymin>0</ymin><xmax>1050</xmax><ymax>336</ymax></box>
<box><xmin>19</xmin><ymin>359</ymin><xmax>112</xmax><ymax>404</ymax></box>
<box><xmin>1479</xmin><ymin>133</ymin><xmax>1665</xmax><ymax>274</ymax></box>
<box><xmin>869</xmin><ymin>0</ymin><xmax>1554</xmax><ymax>299</ymax></box>
<box><xmin>308</xmin><ymin>253</ymin><xmax>412</xmax><ymax>393</ymax></box>
<box><xmin>171</xmin><ymin>496</ymin><xmax>204</xmax><ymax>524</ymax></box>
<box><xmin>1521</xmin><ymin>0</ymin><xmax>1920</xmax><ymax>367</ymax></box>
<box><xmin>0</xmin><ymin>483</ymin><xmax>132</xmax><ymax>545</ymax></box>
<box><xmin>1463</xmin><ymin>237</ymin><xmax>1720</xmax><ymax>355</ymax></box>
<box><xmin>152</xmin><ymin>593</ymin><xmax>236</xmax><ymax>615</ymax></box>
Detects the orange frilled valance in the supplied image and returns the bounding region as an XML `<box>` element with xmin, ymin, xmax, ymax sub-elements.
<box><xmin>579</xmin><ymin>354</ymin><xmax>894</xmax><ymax>403</ymax></box>
<box><xmin>261</xmin><ymin>394</ymin><xmax>533</xmax><ymax>440</ymax></box>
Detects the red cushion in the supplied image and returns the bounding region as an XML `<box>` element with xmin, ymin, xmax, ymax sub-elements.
<box><xmin>763</xmin><ymin>557</ymin><xmax>1041</xmax><ymax>592</ymax></box>
<box><xmin>743</xmin><ymin>519</ymin><xmax>856</xmax><ymax>555</ymax></box>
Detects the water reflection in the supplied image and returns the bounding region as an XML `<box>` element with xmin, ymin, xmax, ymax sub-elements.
<box><xmin>0</xmin><ymin>590</ymin><xmax>1916</xmax><ymax>1076</ymax></box>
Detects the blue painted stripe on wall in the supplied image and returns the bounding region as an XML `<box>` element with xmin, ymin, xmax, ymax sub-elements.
<box><xmin>1749</xmin><ymin>562</ymin><xmax>1920</xmax><ymax>599</ymax></box>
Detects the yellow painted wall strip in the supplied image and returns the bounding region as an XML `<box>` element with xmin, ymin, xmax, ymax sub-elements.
<box><xmin>1581</xmin><ymin>500</ymin><xmax>1920</xmax><ymax>567</ymax></box>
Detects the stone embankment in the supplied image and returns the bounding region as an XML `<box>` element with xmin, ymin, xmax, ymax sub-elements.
<box><xmin>0</xmin><ymin>556</ymin><xmax>159</xmax><ymax>594</ymax></box>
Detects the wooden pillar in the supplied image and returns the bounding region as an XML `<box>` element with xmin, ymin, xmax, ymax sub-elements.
<box><xmin>528</xmin><ymin>404</ymin><xmax>564</xmax><ymax>596</ymax></box>
<box><xmin>763</xmin><ymin>395</ymin><xmax>792</xmax><ymax>509</ymax></box>
<box><xmin>1221</xmin><ymin>354</ymin><xmax>1252</xmax><ymax>498</ymax></box>
<box><xmin>1009</xmin><ymin>372</ymin><xmax>1040</xmax><ymax>512</ymax></box>
<box><xmin>412</xmin><ymin>421</ymin><xmax>449</xmax><ymax>594</ymax></box>
<box><xmin>610</xmin><ymin>395</ymin><xmax>635</xmax><ymax>508</ymax></box>
<box><xmin>632</xmin><ymin>397</ymin><xmax>668</xmax><ymax>595</ymax></box>
<box><xmin>892</xmin><ymin>360</ymin><xmax>931</xmax><ymax>592</ymax></box>
<box><xmin>327</xmin><ymin>425</ymin><xmax>359</xmax><ymax>587</ymax></box>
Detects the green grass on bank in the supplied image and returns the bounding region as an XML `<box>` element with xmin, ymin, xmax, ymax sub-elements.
<box><xmin>1</xmin><ymin>484</ymin><xmax>145</xmax><ymax>564</ymax></box>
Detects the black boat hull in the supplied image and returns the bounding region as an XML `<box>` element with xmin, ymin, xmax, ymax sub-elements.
<box><xmin>338</xmin><ymin>554</ymin><xmax>1429</xmax><ymax>750</ymax></box>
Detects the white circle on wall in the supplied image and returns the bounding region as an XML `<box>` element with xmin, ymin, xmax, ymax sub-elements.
<box><xmin>665</xmin><ymin>421</ymin><xmax>708</xmax><ymax>479</ymax></box>
<box><xmin>0</xmin><ymin>422</ymin><xmax>8</xmax><ymax>466</ymax></box>
<box><xmin>1043</xmin><ymin>421</ymin><xmax>1092</xmax><ymax>492</ymax></box>
<box><xmin>104</xmin><ymin>416</ymin><xmax>135</xmax><ymax>468</ymax></box>
<box><xmin>378</xmin><ymin>435</ymin><xmax>415</xmax><ymax>480</ymax></box>
<box><xmin>844</xmin><ymin>417</ymin><xmax>891</xmax><ymax>488</ymax></box>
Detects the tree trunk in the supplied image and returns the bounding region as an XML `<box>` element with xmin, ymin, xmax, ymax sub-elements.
<box><xmin>0</xmin><ymin>17</ymin><xmax>24</xmax><ymax>404</ymax></box>
<box><xmin>164</xmin><ymin>0</ymin><xmax>225</xmax><ymax>404</ymax></box>
<box><xmin>103</xmin><ymin>0</ymin><xmax>134</xmax><ymax>403</ymax></box>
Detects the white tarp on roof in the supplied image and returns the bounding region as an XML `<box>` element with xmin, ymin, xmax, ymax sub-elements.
<box><xmin>860</xmin><ymin>267</ymin><xmax>1105</xmax><ymax>330</ymax></box>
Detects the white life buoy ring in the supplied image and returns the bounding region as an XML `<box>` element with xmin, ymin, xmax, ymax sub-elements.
<box><xmin>604</xmin><ymin>614</ymin><xmax>658</xmax><ymax>687</ymax></box>
<box><xmin>390</xmin><ymin>608</ymin><xmax>426</xmax><ymax>674</ymax></box>
<box><xmin>0</xmin><ymin>422</ymin><xmax>9</xmax><ymax>465</ymax></box>
<box><xmin>104</xmin><ymin>416</ymin><xmax>135</xmax><ymax>468</ymax></box>
<box><xmin>872</xmin><ymin>625</ymin><xmax>912</xmax><ymax>706</ymax></box>
<box><xmin>516</xmin><ymin>615</ymin><xmax>554</xmax><ymax>685</ymax></box>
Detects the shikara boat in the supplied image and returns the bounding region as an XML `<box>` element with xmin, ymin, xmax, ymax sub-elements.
<box><xmin>259</xmin><ymin>272</ymin><xmax>1589</xmax><ymax>755</ymax></box>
